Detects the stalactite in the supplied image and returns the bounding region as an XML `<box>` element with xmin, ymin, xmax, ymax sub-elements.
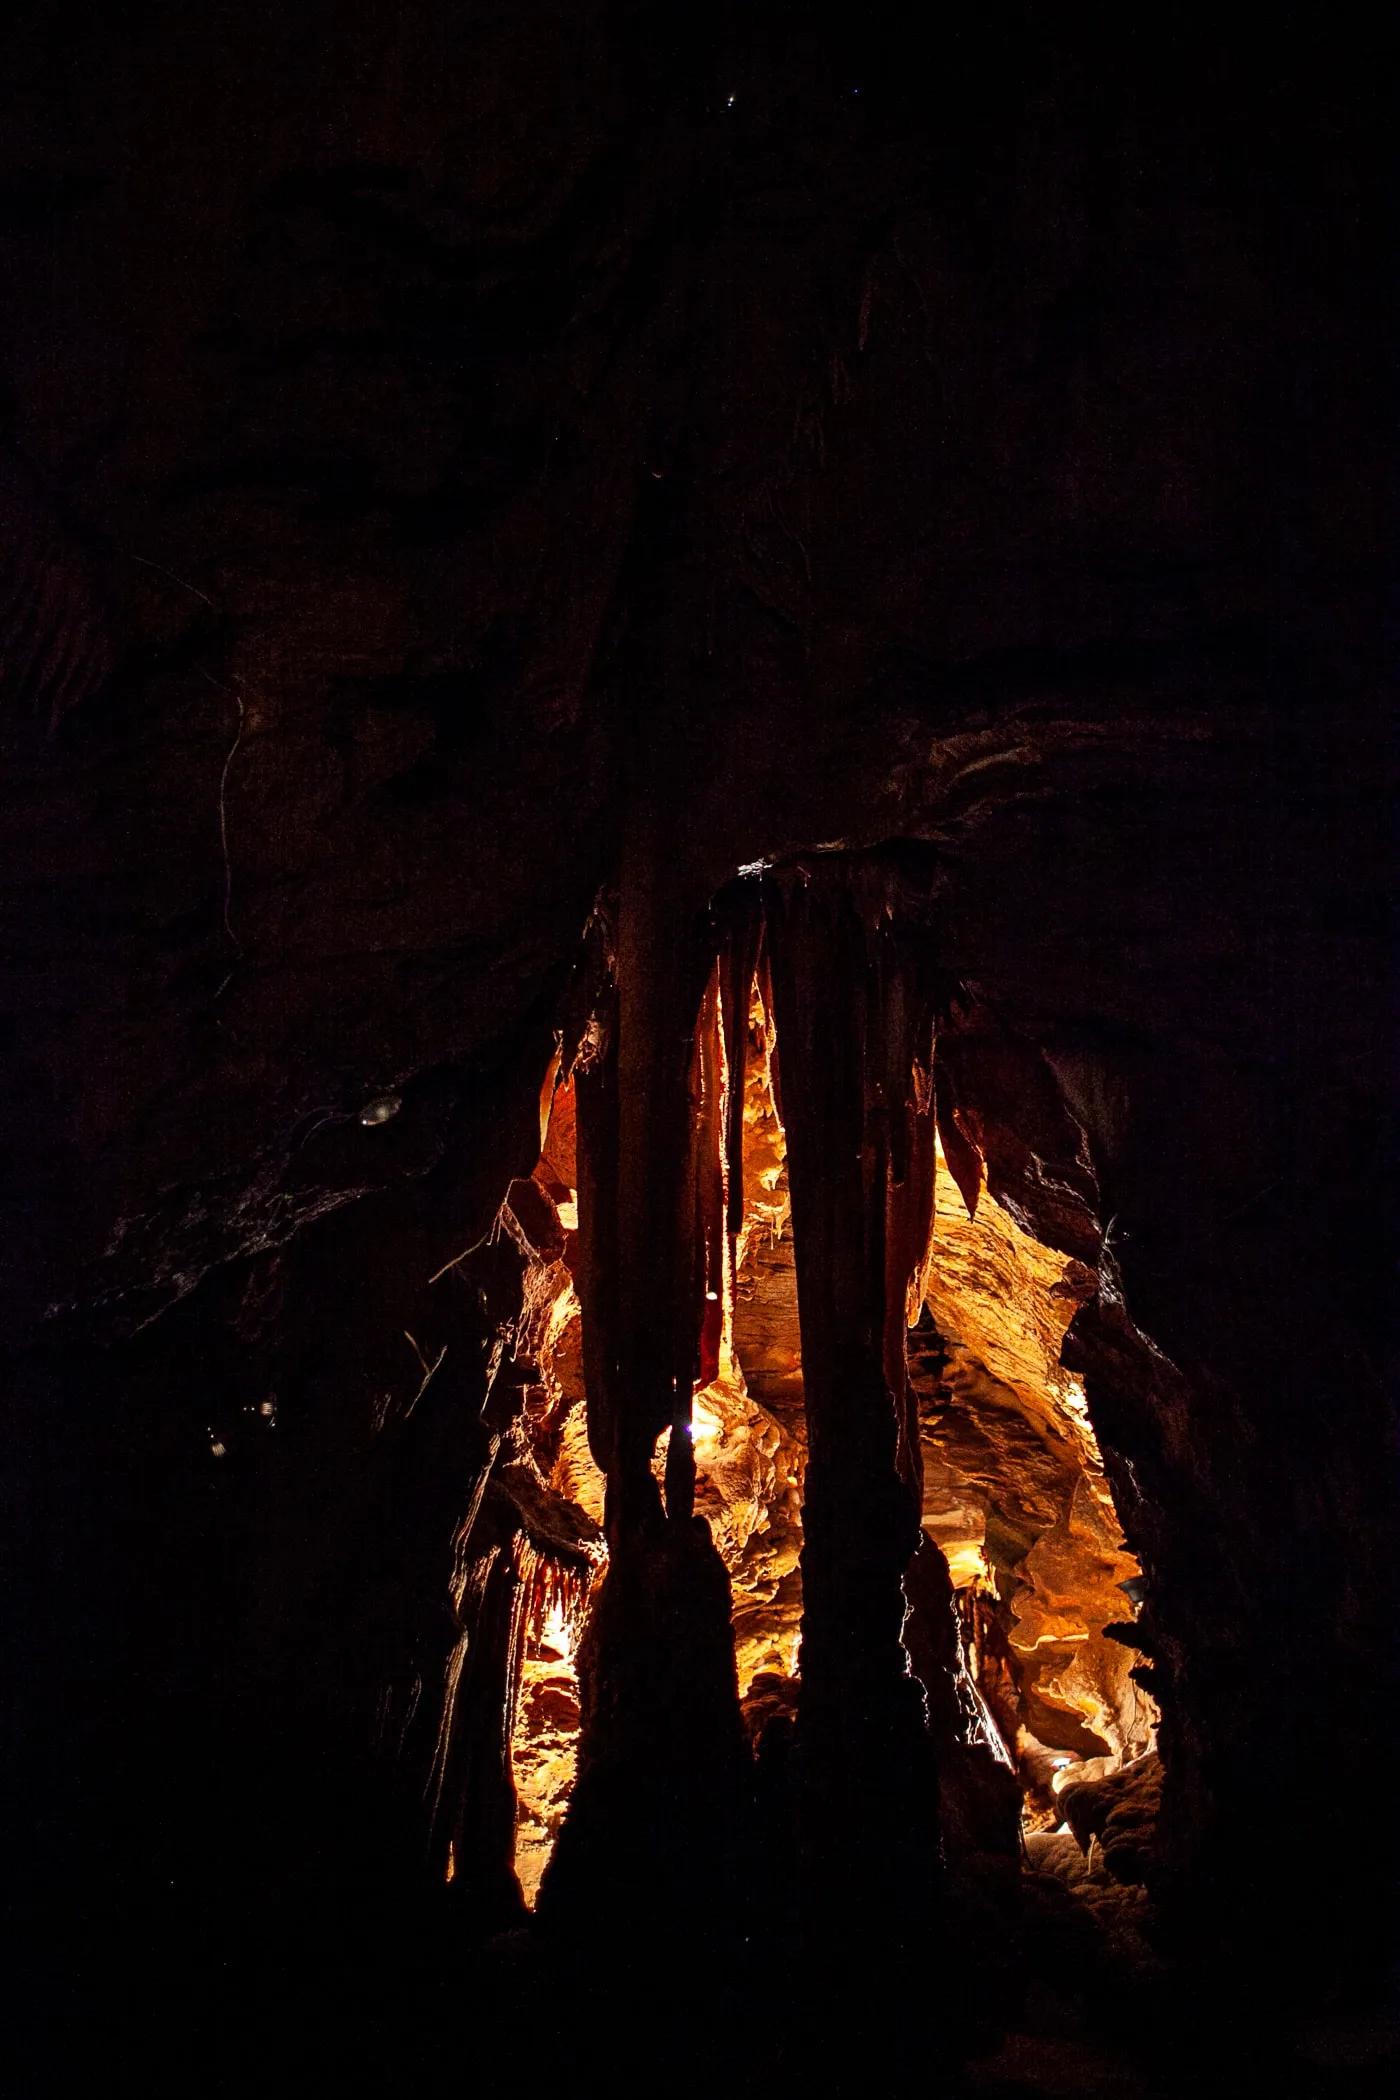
<box><xmin>761</xmin><ymin>857</ymin><xmax>940</xmax><ymax>2016</ymax></box>
<box><xmin>570</xmin><ymin>947</ymin><xmax>622</xmax><ymax>1490</ymax></box>
<box><xmin>935</xmin><ymin>1053</ymin><xmax>984</xmax><ymax>1221</ymax></box>
<box><xmin>719</xmin><ymin>885</ymin><xmax>765</xmax><ymax>1242</ymax></box>
<box><xmin>517</xmin><ymin>1545</ymin><xmax>596</xmax><ymax>1657</ymax></box>
<box><xmin>869</xmin><ymin>915</ymin><xmax>940</xmax><ymax>1501</ymax></box>
<box><xmin>665</xmin><ymin>964</ymin><xmax>730</xmax><ymax>1533</ymax></box>
<box><xmin>609</xmin><ymin>849</ymin><xmax>714</xmax><ymax>1530</ymax></box>
<box><xmin>937</xmin><ymin>1000</ymin><xmax>1101</xmax><ymax>1265</ymax></box>
<box><xmin>759</xmin><ymin>947</ymin><xmax>786</xmax><ymax>1132</ymax></box>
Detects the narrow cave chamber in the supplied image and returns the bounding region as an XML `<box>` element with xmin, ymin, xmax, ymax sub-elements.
<box><xmin>494</xmin><ymin>903</ymin><xmax>1160</xmax><ymax>1915</ymax></box>
<box><xmin>413</xmin><ymin>848</ymin><xmax>1188</xmax><ymax>2090</ymax></box>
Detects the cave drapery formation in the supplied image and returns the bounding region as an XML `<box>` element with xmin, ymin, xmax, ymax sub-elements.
<box><xmin>2</xmin><ymin>3</ymin><xmax>1393</xmax><ymax>2092</ymax></box>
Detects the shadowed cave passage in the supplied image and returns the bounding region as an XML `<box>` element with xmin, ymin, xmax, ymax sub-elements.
<box><xmin>408</xmin><ymin>852</ymin><xmax>1194</xmax><ymax>2088</ymax></box>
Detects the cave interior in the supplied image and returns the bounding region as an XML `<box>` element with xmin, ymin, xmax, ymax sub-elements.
<box><xmin>1</xmin><ymin>4</ymin><xmax>1394</xmax><ymax>2095</ymax></box>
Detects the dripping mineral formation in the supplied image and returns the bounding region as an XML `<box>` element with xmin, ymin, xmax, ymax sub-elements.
<box><xmin>505</xmin><ymin>963</ymin><xmax>1158</xmax><ymax>1911</ymax></box>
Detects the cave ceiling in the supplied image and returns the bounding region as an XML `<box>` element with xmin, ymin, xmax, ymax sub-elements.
<box><xmin>0</xmin><ymin>3</ymin><xmax>1385</xmax><ymax>1364</ymax></box>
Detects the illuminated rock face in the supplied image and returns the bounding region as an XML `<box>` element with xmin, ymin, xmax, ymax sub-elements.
<box><xmin>512</xmin><ymin>1602</ymin><xmax>584</xmax><ymax>1909</ymax></box>
<box><xmin>507</xmin><ymin>982</ymin><xmax>1154</xmax><ymax>1899</ymax></box>
<box><xmin>498</xmin><ymin>1075</ymin><xmax>604</xmax><ymax>1907</ymax></box>
<box><xmin>916</xmin><ymin>1136</ymin><xmax>1156</xmax><ymax>1783</ymax></box>
<box><xmin>698</xmin><ymin>979</ymin><xmax>806</xmax><ymax>1701</ymax></box>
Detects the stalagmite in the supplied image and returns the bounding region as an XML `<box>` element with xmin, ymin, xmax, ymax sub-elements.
<box><xmin>761</xmin><ymin>858</ymin><xmax>943</xmax><ymax>2028</ymax></box>
<box><xmin>537</xmin><ymin>851</ymin><xmax>751</xmax><ymax>1957</ymax></box>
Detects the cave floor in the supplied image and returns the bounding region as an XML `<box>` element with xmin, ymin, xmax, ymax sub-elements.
<box><xmin>24</xmin><ymin>1905</ymin><xmax>1398</xmax><ymax>2099</ymax></box>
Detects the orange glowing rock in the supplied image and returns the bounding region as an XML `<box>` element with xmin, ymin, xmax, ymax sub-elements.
<box><xmin>505</xmin><ymin>974</ymin><xmax>1154</xmax><ymax>1903</ymax></box>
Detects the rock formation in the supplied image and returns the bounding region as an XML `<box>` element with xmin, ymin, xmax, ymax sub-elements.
<box><xmin>1</xmin><ymin>6</ymin><xmax>1392</xmax><ymax>2092</ymax></box>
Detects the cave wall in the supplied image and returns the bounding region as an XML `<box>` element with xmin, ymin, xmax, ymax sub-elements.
<box><xmin>2</xmin><ymin>0</ymin><xmax>1393</xmax><ymax>2065</ymax></box>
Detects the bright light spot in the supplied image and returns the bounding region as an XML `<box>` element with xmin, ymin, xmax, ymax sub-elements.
<box><xmin>705</xmin><ymin>1289</ymin><xmax>719</xmax><ymax>1302</ymax></box>
<box><xmin>1055</xmin><ymin>1822</ymin><xmax>1072</xmax><ymax>1837</ymax></box>
<box><xmin>691</xmin><ymin>1399</ymin><xmax>722</xmax><ymax>1450</ymax></box>
<box><xmin>258</xmin><ymin>1397</ymin><xmax>276</xmax><ymax>1418</ymax></box>
<box><xmin>210</xmin><ymin>1440</ymin><xmax>227</xmax><ymax>1458</ymax></box>
<box><xmin>556</xmin><ymin>1198</ymin><xmax>578</xmax><ymax>1230</ymax></box>
<box><xmin>736</xmin><ymin>859</ymin><xmax>769</xmax><ymax>876</ymax></box>
<box><xmin>726</xmin><ymin>94</ymin><xmax>735</xmax><ymax>108</ymax></box>
<box><xmin>540</xmin><ymin>1599</ymin><xmax>574</xmax><ymax>1666</ymax></box>
<box><xmin>1062</xmin><ymin>1376</ymin><xmax>1092</xmax><ymax>1424</ymax></box>
<box><xmin>360</xmin><ymin>1093</ymin><xmax>401</xmax><ymax>1127</ymax></box>
<box><xmin>944</xmin><ymin>1539</ymin><xmax>993</xmax><ymax>1589</ymax></box>
<box><xmin>445</xmin><ymin>1841</ymin><xmax>456</xmax><ymax>1884</ymax></box>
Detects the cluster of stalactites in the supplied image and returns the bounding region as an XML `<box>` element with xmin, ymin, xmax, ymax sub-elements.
<box><xmin>426</xmin><ymin>1480</ymin><xmax>604</xmax><ymax>1895</ymax></box>
<box><xmin>756</xmin><ymin>857</ymin><xmax>977</xmax><ymax>1506</ymax></box>
<box><xmin>515</xmin><ymin>1544</ymin><xmax>595</xmax><ymax>1685</ymax></box>
<box><xmin>559</xmin><ymin>856</ymin><xmax>999</xmax><ymax>1548</ymax></box>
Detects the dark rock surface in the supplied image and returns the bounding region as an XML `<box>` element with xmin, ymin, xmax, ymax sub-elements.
<box><xmin>1</xmin><ymin>4</ymin><xmax>1393</xmax><ymax>2090</ymax></box>
<box><xmin>1058</xmin><ymin>1751</ymin><xmax>1161</xmax><ymax>1885</ymax></box>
